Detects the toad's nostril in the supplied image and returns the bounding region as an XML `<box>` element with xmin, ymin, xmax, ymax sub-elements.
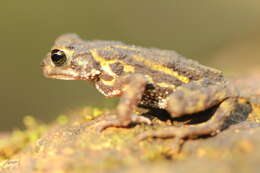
<box><xmin>40</xmin><ymin>60</ymin><xmax>45</xmax><ymax>67</ymax></box>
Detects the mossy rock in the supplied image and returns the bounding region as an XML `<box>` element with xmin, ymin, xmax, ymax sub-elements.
<box><xmin>1</xmin><ymin>75</ymin><xmax>260</xmax><ymax>173</ymax></box>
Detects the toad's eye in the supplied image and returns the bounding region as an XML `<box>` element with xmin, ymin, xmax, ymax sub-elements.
<box><xmin>51</xmin><ymin>49</ymin><xmax>67</xmax><ymax>66</ymax></box>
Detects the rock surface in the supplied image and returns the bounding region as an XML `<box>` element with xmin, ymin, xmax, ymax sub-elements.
<box><xmin>0</xmin><ymin>74</ymin><xmax>260</xmax><ymax>173</ymax></box>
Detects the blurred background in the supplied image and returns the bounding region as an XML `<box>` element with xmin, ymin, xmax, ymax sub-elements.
<box><xmin>0</xmin><ymin>1</ymin><xmax>260</xmax><ymax>130</ymax></box>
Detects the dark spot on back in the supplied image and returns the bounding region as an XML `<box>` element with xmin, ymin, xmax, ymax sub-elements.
<box><xmin>110</xmin><ymin>62</ymin><xmax>124</xmax><ymax>75</ymax></box>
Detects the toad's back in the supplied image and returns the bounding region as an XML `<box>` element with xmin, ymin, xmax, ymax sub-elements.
<box><xmin>92</xmin><ymin>42</ymin><xmax>224</xmax><ymax>87</ymax></box>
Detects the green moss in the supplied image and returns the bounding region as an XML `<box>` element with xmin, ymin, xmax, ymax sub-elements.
<box><xmin>57</xmin><ymin>114</ymin><xmax>69</xmax><ymax>125</ymax></box>
<box><xmin>0</xmin><ymin>116</ymin><xmax>47</xmax><ymax>161</ymax></box>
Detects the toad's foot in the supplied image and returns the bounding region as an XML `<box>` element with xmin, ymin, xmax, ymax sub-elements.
<box><xmin>137</xmin><ymin>126</ymin><xmax>187</xmax><ymax>153</ymax></box>
<box><xmin>97</xmin><ymin>114</ymin><xmax>152</xmax><ymax>132</ymax></box>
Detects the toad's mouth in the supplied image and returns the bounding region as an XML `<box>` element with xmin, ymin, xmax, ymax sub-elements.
<box><xmin>41</xmin><ymin>61</ymin><xmax>99</xmax><ymax>81</ymax></box>
<box><xmin>46</xmin><ymin>73</ymin><xmax>79</xmax><ymax>80</ymax></box>
<box><xmin>46</xmin><ymin>72</ymin><xmax>96</xmax><ymax>81</ymax></box>
<box><xmin>42</xmin><ymin>65</ymin><xmax>80</xmax><ymax>80</ymax></box>
<box><xmin>42</xmin><ymin>66</ymin><xmax>93</xmax><ymax>80</ymax></box>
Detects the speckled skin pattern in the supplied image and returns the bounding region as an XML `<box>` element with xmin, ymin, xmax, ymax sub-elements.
<box><xmin>42</xmin><ymin>34</ymin><xmax>238</xmax><ymax>151</ymax></box>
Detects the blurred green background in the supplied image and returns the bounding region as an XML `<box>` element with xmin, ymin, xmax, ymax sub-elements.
<box><xmin>1</xmin><ymin>0</ymin><xmax>260</xmax><ymax>130</ymax></box>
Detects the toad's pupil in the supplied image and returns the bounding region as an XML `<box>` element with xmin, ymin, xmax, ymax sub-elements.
<box><xmin>51</xmin><ymin>49</ymin><xmax>67</xmax><ymax>66</ymax></box>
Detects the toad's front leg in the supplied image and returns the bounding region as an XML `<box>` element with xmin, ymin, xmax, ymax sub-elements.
<box><xmin>98</xmin><ymin>74</ymin><xmax>151</xmax><ymax>131</ymax></box>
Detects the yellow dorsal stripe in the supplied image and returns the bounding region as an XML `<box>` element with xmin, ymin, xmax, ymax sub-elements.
<box><xmin>90</xmin><ymin>50</ymin><xmax>117</xmax><ymax>66</ymax></box>
<box><xmin>144</xmin><ymin>75</ymin><xmax>176</xmax><ymax>90</ymax></box>
<box><xmin>156</xmin><ymin>82</ymin><xmax>176</xmax><ymax>90</ymax></box>
<box><xmin>90</xmin><ymin>50</ymin><xmax>135</xmax><ymax>73</ymax></box>
<box><xmin>132</xmin><ymin>55</ymin><xmax>189</xmax><ymax>83</ymax></box>
<box><xmin>111</xmin><ymin>45</ymin><xmax>189</xmax><ymax>83</ymax></box>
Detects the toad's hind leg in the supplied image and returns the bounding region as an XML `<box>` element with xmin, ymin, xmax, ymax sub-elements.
<box><xmin>165</xmin><ymin>79</ymin><xmax>237</xmax><ymax>118</ymax></box>
<box><xmin>138</xmin><ymin>79</ymin><xmax>238</xmax><ymax>151</ymax></box>
<box><xmin>138</xmin><ymin>97</ymin><xmax>238</xmax><ymax>151</ymax></box>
